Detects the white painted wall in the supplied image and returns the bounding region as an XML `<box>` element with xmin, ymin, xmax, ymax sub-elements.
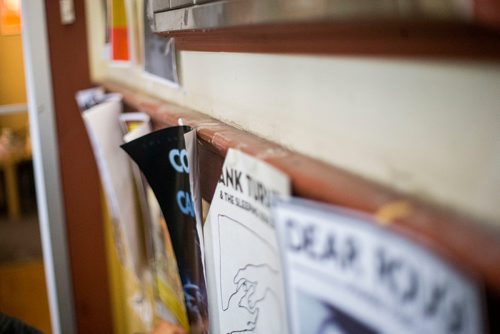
<box><xmin>85</xmin><ymin>1</ymin><xmax>500</xmax><ymax>226</ymax></box>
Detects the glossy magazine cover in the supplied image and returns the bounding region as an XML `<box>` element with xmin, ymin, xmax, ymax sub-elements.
<box><xmin>120</xmin><ymin>113</ymin><xmax>187</xmax><ymax>330</ymax></box>
<box><xmin>122</xmin><ymin>126</ymin><xmax>208</xmax><ymax>333</ymax></box>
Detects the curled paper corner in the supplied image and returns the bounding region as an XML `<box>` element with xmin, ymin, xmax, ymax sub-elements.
<box><xmin>375</xmin><ymin>200</ymin><xmax>413</xmax><ymax>226</ymax></box>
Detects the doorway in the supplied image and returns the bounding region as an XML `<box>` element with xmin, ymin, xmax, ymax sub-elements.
<box><xmin>0</xmin><ymin>0</ymin><xmax>50</xmax><ymax>332</ymax></box>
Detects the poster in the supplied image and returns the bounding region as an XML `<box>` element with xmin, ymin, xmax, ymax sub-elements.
<box><xmin>81</xmin><ymin>97</ymin><xmax>146</xmax><ymax>277</ymax></box>
<box><xmin>0</xmin><ymin>0</ymin><xmax>21</xmax><ymax>35</ymax></box>
<box><xmin>204</xmin><ymin>149</ymin><xmax>291</xmax><ymax>334</ymax></box>
<box><xmin>142</xmin><ymin>0</ymin><xmax>179</xmax><ymax>85</ymax></box>
<box><xmin>122</xmin><ymin>126</ymin><xmax>208</xmax><ymax>333</ymax></box>
<box><xmin>274</xmin><ymin>198</ymin><xmax>484</xmax><ymax>334</ymax></box>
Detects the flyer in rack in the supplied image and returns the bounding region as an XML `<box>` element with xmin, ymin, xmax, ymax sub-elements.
<box><xmin>204</xmin><ymin>149</ymin><xmax>291</xmax><ymax>334</ymax></box>
<box><xmin>82</xmin><ymin>97</ymin><xmax>145</xmax><ymax>276</ymax></box>
<box><xmin>274</xmin><ymin>198</ymin><xmax>484</xmax><ymax>334</ymax></box>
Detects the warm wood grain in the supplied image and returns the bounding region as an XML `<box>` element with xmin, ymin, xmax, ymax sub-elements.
<box><xmin>162</xmin><ymin>20</ymin><xmax>500</xmax><ymax>60</ymax></box>
<box><xmin>476</xmin><ymin>0</ymin><xmax>500</xmax><ymax>28</ymax></box>
<box><xmin>44</xmin><ymin>1</ymin><xmax>113</xmax><ymax>332</ymax></box>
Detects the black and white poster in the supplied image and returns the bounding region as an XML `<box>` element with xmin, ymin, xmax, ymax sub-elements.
<box><xmin>204</xmin><ymin>149</ymin><xmax>291</xmax><ymax>334</ymax></box>
<box><xmin>121</xmin><ymin>126</ymin><xmax>208</xmax><ymax>333</ymax></box>
<box><xmin>274</xmin><ymin>199</ymin><xmax>484</xmax><ymax>334</ymax></box>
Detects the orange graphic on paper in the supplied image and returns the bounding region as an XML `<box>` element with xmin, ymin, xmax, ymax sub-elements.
<box><xmin>111</xmin><ymin>0</ymin><xmax>129</xmax><ymax>61</ymax></box>
<box><xmin>0</xmin><ymin>0</ymin><xmax>21</xmax><ymax>35</ymax></box>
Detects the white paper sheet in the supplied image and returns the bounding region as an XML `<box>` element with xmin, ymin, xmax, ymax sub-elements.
<box><xmin>274</xmin><ymin>198</ymin><xmax>484</xmax><ymax>334</ymax></box>
<box><xmin>83</xmin><ymin>99</ymin><xmax>145</xmax><ymax>276</ymax></box>
<box><xmin>120</xmin><ymin>111</ymin><xmax>153</xmax><ymax>268</ymax></box>
<box><xmin>204</xmin><ymin>149</ymin><xmax>291</xmax><ymax>334</ymax></box>
<box><xmin>184</xmin><ymin>129</ymin><xmax>206</xmax><ymax>279</ymax></box>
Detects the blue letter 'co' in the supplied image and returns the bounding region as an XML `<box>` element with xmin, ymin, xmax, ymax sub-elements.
<box><xmin>177</xmin><ymin>191</ymin><xmax>195</xmax><ymax>217</ymax></box>
<box><xmin>169</xmin><ymin>149</ymin><xmax>189</xmax><ymax>173</ymax></box>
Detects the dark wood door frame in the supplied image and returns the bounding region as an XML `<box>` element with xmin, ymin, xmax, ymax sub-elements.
<box><xmin>43</xmin><ymin>1</ymin><xmax>113</xmax><ymax>333</ymax></box>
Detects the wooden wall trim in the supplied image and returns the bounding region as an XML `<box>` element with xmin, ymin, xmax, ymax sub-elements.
<box><xmin>163</xmin><ymin>21</ymin><xmax>500</xmax><ymax>60</ymax></box>
<box><xmin>475</xmin><ymin>0</ymin><xmax>500</xmax><ymax>28</ymax></box>
<box><xmin>102</xmin><ymin>80</ymin><xmax>500</xmax><ymax>299</ymax></box>
<box><xmin>45</xmin><ymin>1</ymin><xmax>113</xmax><ymax>333</ymax></box>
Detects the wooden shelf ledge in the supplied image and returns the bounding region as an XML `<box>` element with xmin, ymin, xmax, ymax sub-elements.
<box><xmin>165</xmin><ymin>20</ymin><xmax>500</xmax><ymax>60</ymax></box>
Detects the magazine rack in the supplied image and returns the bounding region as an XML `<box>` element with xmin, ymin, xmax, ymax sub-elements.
<box><xmin>100</xmin><ymin>79</ymin><xmax>500</xmax><ymax>332</ymax></box>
